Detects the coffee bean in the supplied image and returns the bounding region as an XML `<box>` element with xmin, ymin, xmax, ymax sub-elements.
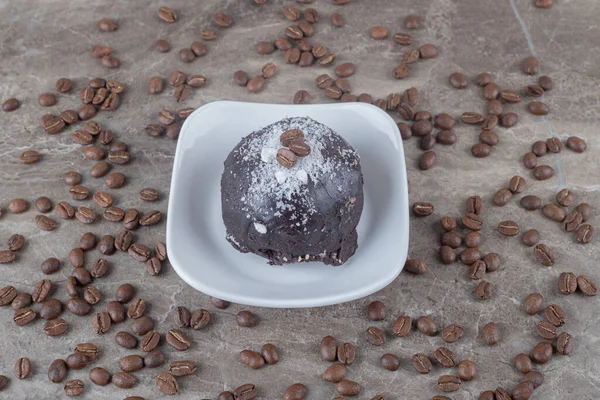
<box><xmin>522</xmin><ymin>56</ymin><xmax>539</xmax><ymax>75</ymax></box>
<box><xmin>138</xmin><ymin>210</ymin><xmax>162</xmax><ymax>226</ymax></box>
<box><xmin>38</xmin><ymin>92</ymin><xmax>57</xmax><ymax>107</ymax></box>
<box><xmin>498</xmin><ymin>220</ymin><xmax>519</xmax><ymax>236</ymax></box>
<box><xmin>113</xmin><ymin>372</ymin><xmax>137</xmax><ymax>389</ymax></box>
<box><xmin>240</xmin><ymin>350</ymin><xmax>265</xmax><ymax>369</ymax></box>
<box><xmin>480</xmin><ymin>322</ymin><xmax>499</xmax><ymax>345</ymax></box>
<box><xmin>337</xmin><ymin>342</ymin><xmax>356</xmax><ymax>365</ymax></box>
<box><xmin>461</xmin><ymin>213</ymin><xmax>483</xmax><ymax>231</ymax></box>
<box><xmin>533</xmin><ymin>243</ymin><xmax>555</xmax><ymax>266</ymax></box>
<box><xmin>98</xmin><ymin>17</ymin><xmax>118</xmax><ymax>32</ymax></box>
<box><xmin>11</xmin><ymin>292</ymin><xmax>31</xmax><ymax>311</ymax></box>
<box><xmin>418</xmin><ymin>150</ymin><xmax>436</xmax><ymax>170</ymax></box>
<box><xmin>336</xmin><ymin>380</ymin><xmax>360</xmax><ymax>397</ymax></box>
<box><xmin>576</xmin><ymin>203</ymin><xmax>591</xmax><ymax>223</ymax></box>
<box><xmin>411</xmin><ymin>353</ymin><xmax>432</xmax><ymax>374</ymax></box>
<box><xmin>555</xmin><ymin>188</ymin><xmax>574</xmax><ymax>207</ymax></box>
<box><xmin>493</xmin><ymin>188</ymin><xmax>512</xmax><ymax>206</ymax></box>
<box><xmin>100</xmin><ymin>54</ymin><xmax>120</xmax><ymax>69</ymax></box>
<box><xmin>313</xmin><ymin>335</ymin><xmax>336</xmax><ymax>363</ymax></box>
<box><xmin>89</xmin><ymin>367</ymin><xmax>111</xmax><ymax>386</ymax></box>
<box><xmin>2</xmin><ymin>97</ymin><xmax>20</xmax><ymax>112</ymax></box>
<box><xmin>114</xmin><ymin>230</ymin><xmax>132</xmax><ymax>253</ymax></box>
<box><xmin>13</xmin><ymin>306</ymin><xmax>36</xmax><ymax>326</ymax></box>
<box><xmin>416</xmin><ymin>315</ymin><xmax>437</xmax><ymax>336</ymax></box>
<box><xmin>576</xmin><ymin>274</ymin><xmax>596</xmax><ymax>296</ymax></box>
<box><xmin>531</xmin><ymin>342</ymin><xmax>553</xmax><ymax>364</ymax></box>
<box><xmin>177</xmin><ymin>107</ymin><xmax>194</xmax><ymax>119</ymax></box>
<box><xmin>513</xmin><ymin>381</ymin><xmax>535</xmax><ymax>400</ymax></box>
<box><xmin>460</xmin><ymin>248</ymin><xmax>482</xmax><ymax>265</ymax></box>
<box><xmin>138</xmin><ymin>350</ymin><xmax>164</xmax><ymax>370</ymax></box>
<box><xmin>437</xmin><ymin>375</ymin><xmax>462</xmax><ymax>392</ymax></box>
<box><xmin>119</xmin><ymin>355</ymin><xmax>144</xmax><ymax>373</ymax></box>
<box><xmin>521</xmin><ymin>229</ymin><xmax>540</xmax><ymax>247</ymax></box>
<box><xmin>476</xmin><ymin>281</ymin><xmax>493</xmax><ymax>301</ymax></box>
<box><xmin>48</xmin><ymin>359</ymin><xmax>68</xmax><ymax>383</ymax></box>
<box><xmin>292</xmin><ymin>90</ymin><xmax>310</xmax><ymax>104</ymax></box>
<box><xmin>31</xmin><ymin>278</ymin><xmax>52</xmax><ymax>303</ymax></box>
<box><xmin>545</xmin><ymin>304</ymin><xmax>566</xmax><ymax>327</ymax></box>
<box><xmin>433</xmin><ymin>347</ymin><xmax>456</xmax><ymax>368</ymax></box>
<box><xmin>474</xmin><ymin>72</ymin><xmax>491</xmax><ymax>86</ymax></box>
<box><xmin>14</xmin><ymin>357</ymin><xmax>32</xmax><ymax>380</ymax></box>
<box><xmin>464</xmin><ymin>231</ymin><xmax>482</xmax><ymax>248</ymax></box>
<box><xmin>563</xmin><ymin>210</ymin><xmax>583</xmax><ymax>232</ymax></box>
<box><xmin>404</xmin><ymin>259</ymin><xmax>427</xmax><ymax>275</ymax></box>
<box><xmin>576</xmin><ymin>224</ymin><xmax>594</xmax><ymax>244</ymax></box>
<box><xmin>460</xmin><ymin>112</ymin><xmax>483</xmax><ymax>124</ymax></box>
<box><xmin>438</xmin><ymin>246</ymin><xmax>455</xmax><ymax>264</ymax></box>
<box><xmin>512</xmin><ymin>353</ymin><xmax>533</xmax><ymax>375</ymax></box>
<box><xmin>547</xmin><ymin>137</ymin><xmax>563</xmax><ymax>153</ymax></box>
<box><xmin>566</xmin><ymin>136</ymin><xmax>586</xmax><ymax>153</ymax></box>
<box><xmin>413</xmin><ymin>120</ymin><xmax>433</xmax><ymax>137</ymax></box>
<box><xmin>72</xmin><ymin>267</ymin><xmax>91</xmax><ymax>286</ymax></box>
<box><xmin>542</xmin><ymin>203</ymin><xmax>566</xmax><ymax>222</ymax></box>
<box><xmin>44</xmin><ymin>317</ymin><xmax>68</xmax><ymax>336</ymax></box>
<box><xmin>125</xmin><ymin>298</ymin><xmax>146</xmax><ymax>320</ymax></box>
<box><xmin>74</xmin><ymin>343</ymin><xmax>99</xmax><ymax>361</ymax></box>
<box><xmin>115</xmin><ymin>331</ymin><xmax>138</xmax><ymax>349</ymax></box>
<box><xmin>520</xmin><ymin>195</ymin><xmax>541</xmax><ymax>210</ymax></box>
<box><xmin>471</xmin><ymin>143</ymin><xmax>491</xmax><ymax>158</ymax></box>
<box><xmin>531</xmin><ymin>140</ymin><xmax>548</xmax><ymax>156</ymax></box>
<box><xmin>97</xmin><ymin>234</ymin><xmax>114</xmax><ymax>255</ymax></box>
<box><xmin>66</xmin><ymin>352</ymin><xmax>88</xmax><ymax>370</ymax></box>
<box><xmin>556</xmin><ymin>332</ymin><xmax>573</xmax><ymax>355</ymax></box>
<box><xmin>146</xmin><ymin>258</ymin><xmax>161</xmax><ymax>276</ymax></box>
<box><xmin>0</xmin><ymin>249</ymin><xmax>16</xmax><ymax>265</ymax></box>
<box><xmin>107</xmin><ymin>301</ymin><xmax>125</xmax><ymax>323</ymax></box>
<box><xmin>69</xmin><ymin>185</ymin><xmax>91</xmax><ymax>201</ymax></box>
<box><xmin>440</xmin><ymin>324</ymin><xmax>463</xmax><ymax>343</ymax></box>
<box><xmin>440</xmin><ymin>231</ymin><xmax>462</xmax><ymax>248</ymax></box>
<box><xmin>84</xmin><ymin>286</ymin><xmax>102</xmax><ymax>305</ymax></box>
<box><xmin>166</xmin><ymin>329</ymin><xmax>191</xmax><ymax>351</ymax></box>
<box><xmin>190</xmin><ymin>308</ymin><xmax>211</xmax><ymax>330</ymax></box>
<box><xmin>44</xmin><ymin>115</ymin><xmax>66</xmax><ymax>134</ymax></box>
<box><xmin>533</xmin><ymin>165</ymin><xmax>554</xmax><ymax>180</ymax></box>
<box><xmin>500</xmin><ymin>112</ymin><xmax>518</xmax><ymax>127</ymax></box>
<box><xmin>522</xmin><ymin>372</ymin><xmax>544</xmax><ymax>390</ymax></box>
<box><xmin>529</xmin><ymin>101</ymin><xmax>549</xmax><ymax>115</ymax></box>
<box><xmin>91</xmin><ymin>311</ymin><xmax>111</xmax><ymax>334</ymax></box>
<box><xmin>63</xmin><ymin>379</ymin><xmax>84</xmax><ymax>397</ymax></box>
<box><xmin>92</xmin><ymin>87</ymin><xmax>109</xmax><ymax>105</ymax></box>
<box><xmin>366</xmin><ymin>326</ymin><xmax>386</xmax><ymax>346</ymax></box>
<box><xmin>123</xmin><ymin>209</ymin><xmax>140</xmax><ymax>230</ymax></box>
<box><xmin>158</xmin><ymin>6</ymin><xmax>177</xmax><ymax>22</ymax></box>
<box><xmin>65</xmin><ymin>277</ymin><xmax>78</xmax><ymax>298</ymax></box>
<box><xmin>39</xmin><ymin>298</ymin><xmax>62</xmax><ymax>320</ymax></box>
<box><xmin>523</xmin><ymin>293</ymin><xmax>543</xmax><ymax>315</ymax></box>
<box><xmin>19</xmin><ymin>149</ymin><xmax>40</xmax><ymax>165</ymax></box>
<box><xmin>412</xmin><ymin>202</ymin><xmax>434</xmax><ymax>217</ymax></box>
<box><xmin>437</xmin><ymin>217</ymin><xmax>456</xmax><ymax>233</ymax></box>
<box><xmin>480</xmin><ymin>254</ymin><xmax>500</xmax><ymax>274</ymax></box>
<box><xmin>114</xmin><ymin>284</ymin><xmax>134</xmax><ymax>303</ymax></box>
<box><xmin>467</xmin><ymin>260</ymin><xmax>486</xmax><ymax>280</ymax></box>
<box><xmin>75</xmin><ymin>206</ymin><xmax>96</xmax><ymax>224</ymax></box>
<box><xmin>521</xmin><ymin>152</ymin><xmax>537</xmax><ymax>170</ymax></box>
<box><xmin>536</xmin><ymin>320</ymin><xmax>557</xmax><ymax>340</ymax></box>
<box><xmin>524</xmin><ymin>84</ymin><xmax>544</xmax><ymax>97</ymax></box>
<box><xmin>0</xmin><ymin>285</ymin><xmax>17</xmax><ymax>306</ymax></box>
<box><xmin>321</xmin><ymin>363</ymin><xmax>348</xmax><ymax>385</ymax></box>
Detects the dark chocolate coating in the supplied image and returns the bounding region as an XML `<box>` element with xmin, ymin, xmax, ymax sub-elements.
<box><xmin>221</xmin><ymin>117</ymin><xmax>364</xmax><ymax>265</ymax></box>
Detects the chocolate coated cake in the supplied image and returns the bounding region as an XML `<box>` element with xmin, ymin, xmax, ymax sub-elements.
<box><xmin>221</xmin><ymin>117</ymin><xmax>364</xmax><ymax>266</ymax></box>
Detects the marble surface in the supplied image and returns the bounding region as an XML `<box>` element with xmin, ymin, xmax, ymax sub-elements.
<box><xmin>0</xmin><ymin>0</ymin><xmax>599</xmax><ymax>398</ymax></box>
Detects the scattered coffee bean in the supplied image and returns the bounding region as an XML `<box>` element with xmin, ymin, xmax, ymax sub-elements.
<box><xmin>107</xmin><ymin>301</ymin><xmax>125</xmax><ymax>323</ymax></box>
<box><xmin>441</xmin><ymin>324</ymin><xmax>463</xmax><ymax>343</ymax></box>
<box><xmin>536</xmin><ymin>320</ymin><xmax>557</xmax><ymax>340</ymax></box>
<box><xmin>566</xmin><ymin>136</ymin><xmax>586</xmax><ymax>153</ymax></box>
<box><xmin>520</xmin><ymin>195</ymin><xmax>541</xmax><ymax>210</ymax></box>
<box><xmin>2</xmin><ymin>97</ymin><xmax>20</xmax><ymax>112</ymax></box>
<box><xmin>534</xmin><ymin>243</ymin><xmax>555</xmax><ymax>266</ymax></box>
<box><xmin>498</xmin><ymin>220</ymin><xmax>519</xmax><ymax>236</ymax></box>
<box><xmin>240</xmin><ymin>350</ymin><xmax>265</xmax><ymax>369</ymax></box>
<box><xmin>545</xmin><ymin>304</ymin><xmax>566</xmax><ymax>327</ymax></box>
<box><xmin>337</xmin><ymin>342</ymin><xmax>356</xmax><ymax>365</ymax></box>
<box><xmin>366</xmin><ymin>326</ymin><xmax>386</xmax><ymax>346</ymax></box>
<box><xmin>523</xmin><ymin>293</ymin><xmax>543</xmax><ymax>315</ymax></box>
<box><xmin>166</xmin><ymin>329</ymin><xmax>191</xmax><ymax>351</ymax></box>
<box><xmin>91</xmin><ymin>311</ymin><xmax>111</xmax><ymax>334</ymax></box>
<box><xmin>577</xmin><ymin>275</ymin><xmax>597</xmax><ymax>296</ymax></box>
<box><xmin>379</xmin><ymin>354</ymin><xmax>400</xmax><ymax>371</ymax></box>
<box><xmin>411</xmin><ymin>353</ymin><xmax>432</xmax><ymax>374</ymax></box>
<box><xmin>89</xmin><ymin>367</ymin><xmax>111</xmax><ymax>386</ymax></box>
<box><xmin>116</xmin><ymin>331</ymin><xmax>138</xmax><ymax>349</ymax></box>
<box><xmin>416</xmin><ymin>315</ymin><xmax>437</xmax><ymax>336</ymax></box>
<box><xmin>514</xmin><ymin>353</ymin><xmax>533</xmax><ymax>374</ymax></box>
<box><xmin>158</xmin><ymin>6</ymin><xmax>177</xmax><ymax>23</ymax></box>
<box><xmin>476</xmin><ymin>281</ymin><xmax>493</xmax><ymax>300</ymax></box>
<box><xmin>284</xmin><ymin>383</ymin><xmax>308</xmax><ymax>400</ymax></box>
<box><xmin>531</xmin><ymin>342</ymin><xmax>552</xmax><ymax>364</ymax></box>
<box><xmin>113</xmin><ymin>371</ymin><xmax>137</xmax><ymax>389</ymax></box>
<box><xmin>144</xmin><ymin>349</ymin><xmax>166</xmax><ymax>368</ymax></box>
<box><xmin>522</xmin><ymin>56</ymin><xmax>539</xmax><ymax>75</ymax></box>
<box><xmin>419</xmin><ymin>150</ymin><xmax>436</xmax><ymax>170</ymax></box>
<box><xmin>48</xmin><ymin>359</ymin><xmax>68</xmax><ymax>383</ymax></box>
<box><xmin>521</xmin><ymin>229</ymin><xmax>540</xmax><ymax>247</ymax></box>
<box><xmin>531</xmin><ymin>165</ymin><xmax>555</xmax><ymax>182</ymax></box>
<box><xmin>576</xmin><ymin>224</ymin><xmax>593</xmax><ymax>244</ymax></box>
<box><xmin>482</xmin><ymin>322</ymin><xmax>499</xmax><ymax>345</ymax></box>
<box><xmin>370</xmin><ymin>26</ymin><xmax>389</xmax><ymax>39</ymax></box>
<box><xmin>433</xmin><ymin>347</ymin><xmax>456</xmax><ymax>368</ymax></box>
<box><xmin>556</xmin><ymin>332</ymin><xmax>573</xmax><ymax>355</ymax></box>
<box><xmin>64</xmin><ymin>379</ymin><xmax>85</xmax><ymax>397</ymax></box>
<box><xmin>119</xmin><ymin>355</ymin><xmax>144</xmax><ymax>373</ymax></box>
<box><xmin>320</xmin><ymin>336</ymin><xmax>337</xmax><ymax>361</ymax></box>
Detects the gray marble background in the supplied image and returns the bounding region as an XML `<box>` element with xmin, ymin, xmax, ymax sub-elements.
<box><xmin>0</xmin><ymin>0</ymin><xmax>599</xmax><ymax>398</ymax></box>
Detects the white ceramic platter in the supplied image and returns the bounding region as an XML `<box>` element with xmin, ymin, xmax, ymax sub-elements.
<box><xmin>167</xmin><ymin>101</ymin><xmax>409</xmax><ymax>308</ymax></box>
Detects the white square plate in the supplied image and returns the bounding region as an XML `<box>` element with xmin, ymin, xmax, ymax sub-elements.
<box><xmin>167</xmin><ymin>101</ymin><xmax>409</xmax><ymax>308</ymax></box>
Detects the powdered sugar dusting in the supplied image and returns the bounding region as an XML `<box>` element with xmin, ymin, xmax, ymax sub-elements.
<box><xmin>235</xmin><ymin>117</ymin><xmax>359</xmax><ymax>225</ymax></box>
